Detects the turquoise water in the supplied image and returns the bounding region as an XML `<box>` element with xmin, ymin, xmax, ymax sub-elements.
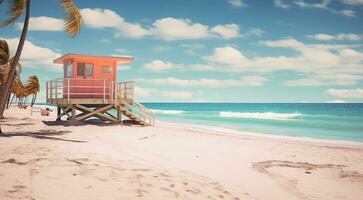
<box><xmin>143</xmin><ymin>103</ymin><xmax>363</xmax><ymax>142</ymax></box>
<box><xmin>37</xmin><ymin>103</ymin><xmax>363</xmax><ymax>142</ymax></box>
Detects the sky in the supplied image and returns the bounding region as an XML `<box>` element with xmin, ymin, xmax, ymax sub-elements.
<box><xmin>0</xmin><ymin>0</ymin><xmax>363</xmax><ymax>103</ymax></box>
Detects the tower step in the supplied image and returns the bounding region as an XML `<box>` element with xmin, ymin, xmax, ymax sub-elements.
<box><xmin>116</xmin><ymin>102</ymin><xmax>154</xmax><ymax>126</ymax></box>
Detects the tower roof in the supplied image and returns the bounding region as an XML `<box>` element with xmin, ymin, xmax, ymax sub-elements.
<box><xmin>53</xmin><ymin>53</ymin><xmax>135</xmax><ymax>65</ymax></box>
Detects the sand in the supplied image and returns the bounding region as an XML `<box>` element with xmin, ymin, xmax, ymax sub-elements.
<box><xmin>0</xmin><ymin>106</ymin><xmax>362</xmax><ymax>200</ymax></box>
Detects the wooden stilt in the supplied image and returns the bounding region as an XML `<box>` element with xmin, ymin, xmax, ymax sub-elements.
<box><xmin>57</xmin><ymin>106</ymin><xmax>61</xmax><ymax>120</ymax></box>
<box><xmin>71</xmin><ymin>105</ymin><xmax>76</xmax><ymax>120</ymax></box>
<box><xmin>117</xmin><ymin>109</ymin><xmax>121</xmax><ymax>121</ymax></box>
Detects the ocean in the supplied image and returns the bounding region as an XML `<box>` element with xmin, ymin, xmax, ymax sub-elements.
<box><xmin>37</xmin><ymin>103</ymin><xmax>363</xmax><ymax>143</ymax></box>
<box><xmin>143</xmin><ymin>103</ymin><xmax>363</xmax><ymax>143</ymax></box>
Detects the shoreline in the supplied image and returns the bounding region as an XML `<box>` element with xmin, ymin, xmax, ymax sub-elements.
<box><xmin>157</xmin><ymin>120</ymin><xmax>363</xmax><ymax>148</ymax></box>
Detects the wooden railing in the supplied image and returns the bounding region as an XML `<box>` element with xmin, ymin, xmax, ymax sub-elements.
<box><xmin>116</xmin><ymin>81</ymin><xmax>134</xmax><ymax>100</ymax></box>
<box><xmin>46</xmin><ymin>78</ymin><xmax>137</xmax><ymax>103</ymax></box>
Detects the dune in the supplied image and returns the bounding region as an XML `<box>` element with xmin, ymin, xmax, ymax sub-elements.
<box><xmin>0</xmin><ymin>106</ymin><xmax>362</xmax><ymax>200</ymax></box>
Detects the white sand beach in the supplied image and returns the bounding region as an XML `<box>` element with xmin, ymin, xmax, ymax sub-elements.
<box><xmin>1</xmin><ymin>106</ymin><xmax>363</xmax><ymax>200</ymax></box>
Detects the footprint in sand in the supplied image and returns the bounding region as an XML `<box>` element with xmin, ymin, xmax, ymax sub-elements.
<box><xmin>185</xmin><ymin>187</ymin><xmax>202</xmax><ymax>195</ymax></box>
<box><xmin>7</xmin><ymin>185</ymin><xmax>27</xmax><ymax>194</ymax></box>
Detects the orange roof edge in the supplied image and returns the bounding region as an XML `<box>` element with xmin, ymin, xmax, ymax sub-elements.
<box><xmin>53</xmin><ymin>53</ymin><xmax>135</xmax><ymax>64</ymax></box>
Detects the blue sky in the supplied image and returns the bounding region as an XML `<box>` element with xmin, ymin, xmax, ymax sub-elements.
<box><xmin>1</xmin><ymin>0</ymin><xmax>363</xmax><ymax>102</ymax></box>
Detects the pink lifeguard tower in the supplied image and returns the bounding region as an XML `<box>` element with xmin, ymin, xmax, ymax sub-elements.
<box><xmin>46</xmin><ymin>54</ymin><xmax>155</xmax><ymax>126</ymax></box>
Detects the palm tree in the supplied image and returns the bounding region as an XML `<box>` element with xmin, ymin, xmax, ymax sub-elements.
<box><xmin>7</xmin><ymin>75</ymin><xmax>40</xmax><ymax>107</ymax></box>
<box><xmin>1</xmin><ymin>39</ymin><xmax>40</xmax><ymax>133</ymax></box>
<box><xmin>0</xmin><ymin>0</ymin><xmax>82</xmax><ymax>134</ymax></box>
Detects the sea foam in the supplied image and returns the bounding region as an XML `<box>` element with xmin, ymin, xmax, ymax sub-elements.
<box><xmin>219</xmin><ymin>111</ymin><xmax>302</xmax><ymax>120</ymax></box>
<box><xmin>151</xmin><ymin>109</ymin><xmax>184</xmax><ymax>115</ymax></box>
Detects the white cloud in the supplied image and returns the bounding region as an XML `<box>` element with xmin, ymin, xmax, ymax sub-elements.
<box><xmin>309</xmin><ymin>33</ymin><xmax>361</xmax><ymax>41</ymax></box>
<box><xmin>340</xmin><ymin>0</ymin><xmax>363</xmax><ymax>5</ymax></box>
<box><xmin>243</xmin><ymin>28</ymin><xmax>265</xmax><ymax>37</ymax></box>
<box><xmin>227</xmin><ymin>0</ymin><xmax>247</xmax><ymax>7</ymax></box>
<box><xmin>202</xmin><ymin>46</ymin><xmax>247</xmax><ymax>65</ymax></box>
<box><xmin>80</xmin><ymin>8</ymin><xmax>150</xmax><ymax>38</ymax></box>
<box><xmin>134</xmin><ymin>87</ymin><xmax>154</xmax><ymax>97</ymax></box>
<box><xmin>25</xmin><ymin>8</ymin><xmax>260</xmax><ymax>41</ymax></box>
<box><xmin>274</xmin><ymin>0</ymin><xmax>290</xmax><ymax>9</ymax></box>
<box><xmin>339</xmin><ymin>9</ymin><xmax>356</xmax><ymax>17</ymax></box>
<box><xmin>294</xmin><ymin>0</ymin><xmax>330</xmax><ymax>9</ymax></box>
<box><xmin>326</xmin><ymin>100</ymin><xmax>346</xmax><ymax>103</ymax></box>
<box><xmin>16</xmin><ymin>16</ymin><xmax>64</xmax><ymax>31</ymax></box>
<box><xmin>143</xmin><ymin>60</ymin><xmax>174</xmax><ymax>72</ymax></box>
<box><xmin>150</xmin><ymin>17</ymin><xmax>209</xmax><ymax>40</ymax></box>
<box><xmin>309</xmin><ymin>34</ymin><xmax>335</xmax><ymax>41</ymax></box>
<box><xmin>80</xmin><ymin>8</ymin><xmax>124</xmax><ymax>28</ymax></box>
<box><xmin>3</xmin><ymin>37</ymin><xmax>61</xmax><ymax>71</ymax></box>
<box><xmin>193</xmin><ymin>38</ymin><xmax>363</xmax><ymax>86</ymax></box>
<box><xmin>136</xmin><ymin>76</ymin><xmax>268</xmax><ymax>88</ymax></box>
<box><xmin>79</xmin><ymin>8</ymin><xmax>243</xmax><ymax>40</ymax></box>
<box><xmin>325</xmin><ymin>88</ymin><xmax>363</xmax><ymax>99</ymax></box>
<box><xmin>336</xmin><ymin>33</ymin><xmax>361</xmax><ymax>40</ymax></box>
<box><xmin>211</xmin><ymin>24</ymin><xmax>240</xmax><ymax>39</ymax></box>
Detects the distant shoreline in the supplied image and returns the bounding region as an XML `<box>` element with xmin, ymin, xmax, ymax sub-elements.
<box><xmin>157</xmin><ymin>120</ymin><xmax>363</xmax><ymax>148</ymax></box>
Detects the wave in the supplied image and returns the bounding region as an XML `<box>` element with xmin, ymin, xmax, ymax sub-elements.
<box><xmin>151</xmin><ymin>109</ymin><xmax>184</xmax><ymax>115</ymax></box>
<box><xmin>219</xmin><ymin>111</ymin><xmax>302</xmax><ymax>120</ymax></box>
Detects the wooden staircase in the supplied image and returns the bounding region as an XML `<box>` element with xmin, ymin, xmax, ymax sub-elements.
<box><xmin>115</xmin><ymin>100</ymin><xmax>155</xmax><ymax>126</ymax></box>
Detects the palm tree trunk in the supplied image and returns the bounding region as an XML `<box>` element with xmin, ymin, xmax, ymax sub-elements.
<box><xmin>24</xmin><ymin>96</ymin><xmax>28</xmax><ymax>107</ymax></box>
<box><xmin>0</xmin><ymin>0</ymin><xmax>31</xmax><ymax>118</ymax></box>
<box><xmin>31</xmin><ymin>93</ymin><xmax>36</xmax><ymax>106</ymax></box>
<box><xmin>6</xmin><ymin>92</ymin><xmax>12</xmax><ymax>109</ymax></box>
<box><xmin>8</xmin><ymin>94</ymin><xmax>16</xmax><ymax>108</ymax></box>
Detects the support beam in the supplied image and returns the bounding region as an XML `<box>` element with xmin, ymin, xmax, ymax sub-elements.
<box><xmin>71</xmin><ymin>105</ymin><xmax>76</xmax><ymax>120</ymax></box>
<box><xmin>74</xmin><ymin>104</ymin><xmax>118</xmax><ymax>122</ymax></box>
<box><xmin>57</xmin><ymin>106</ymin><xmax>72</xmax><ymax>120</ymax></box>
<box><xmin>117</xmin><ymin>109</ymin><xmax>121</xmax><ymax>121</ymax></box>
<box><xmin>57</xmin><ymin>106</ymin><xmax>61</xmax><ymax>120</ymax></box>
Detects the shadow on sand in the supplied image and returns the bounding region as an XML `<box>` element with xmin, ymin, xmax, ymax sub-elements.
<box><xmin>0</xmin><ymin>129</ymin><xmax>86</xmax><ymax>143</ymax></box>
<box><xmin>42</xmin><ymin>118</ymin><xmax>122</xmax><ymax>127</ymax></box>
<box><xmin>2</xmin><ymin>122</ymin><xmax>35</xmax><ymax>127</ymax></box>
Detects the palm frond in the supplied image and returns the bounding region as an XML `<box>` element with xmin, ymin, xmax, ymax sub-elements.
<box><xmin>2</xmin><ymin>0</ymin><xmax>26</xmax><ymax>27</ymax></box>
<box><xmin>25</xmin><ymin>75</ymin><xmax>40</xmax><ymax>94</ymax></box>
<box><xmin>9</xmin><ymin>56</ymin><xmax>22</xmax><ymax>76</ymax></box>
<box><xmin>59</xmin><ymin>0</ymin><xmax>82</xmax><ymax>37</ymax></box>
<box><xmin>0</xmin><ymin>39</ymin><xmax>10</xmax><ymax>65</ymax></box>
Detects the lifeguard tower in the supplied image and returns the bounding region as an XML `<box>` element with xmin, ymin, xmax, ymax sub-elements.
<box><xmin>46</xmin><ymin>54</ymin><xmax>155</xmax><ymax>126</ymax></box>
